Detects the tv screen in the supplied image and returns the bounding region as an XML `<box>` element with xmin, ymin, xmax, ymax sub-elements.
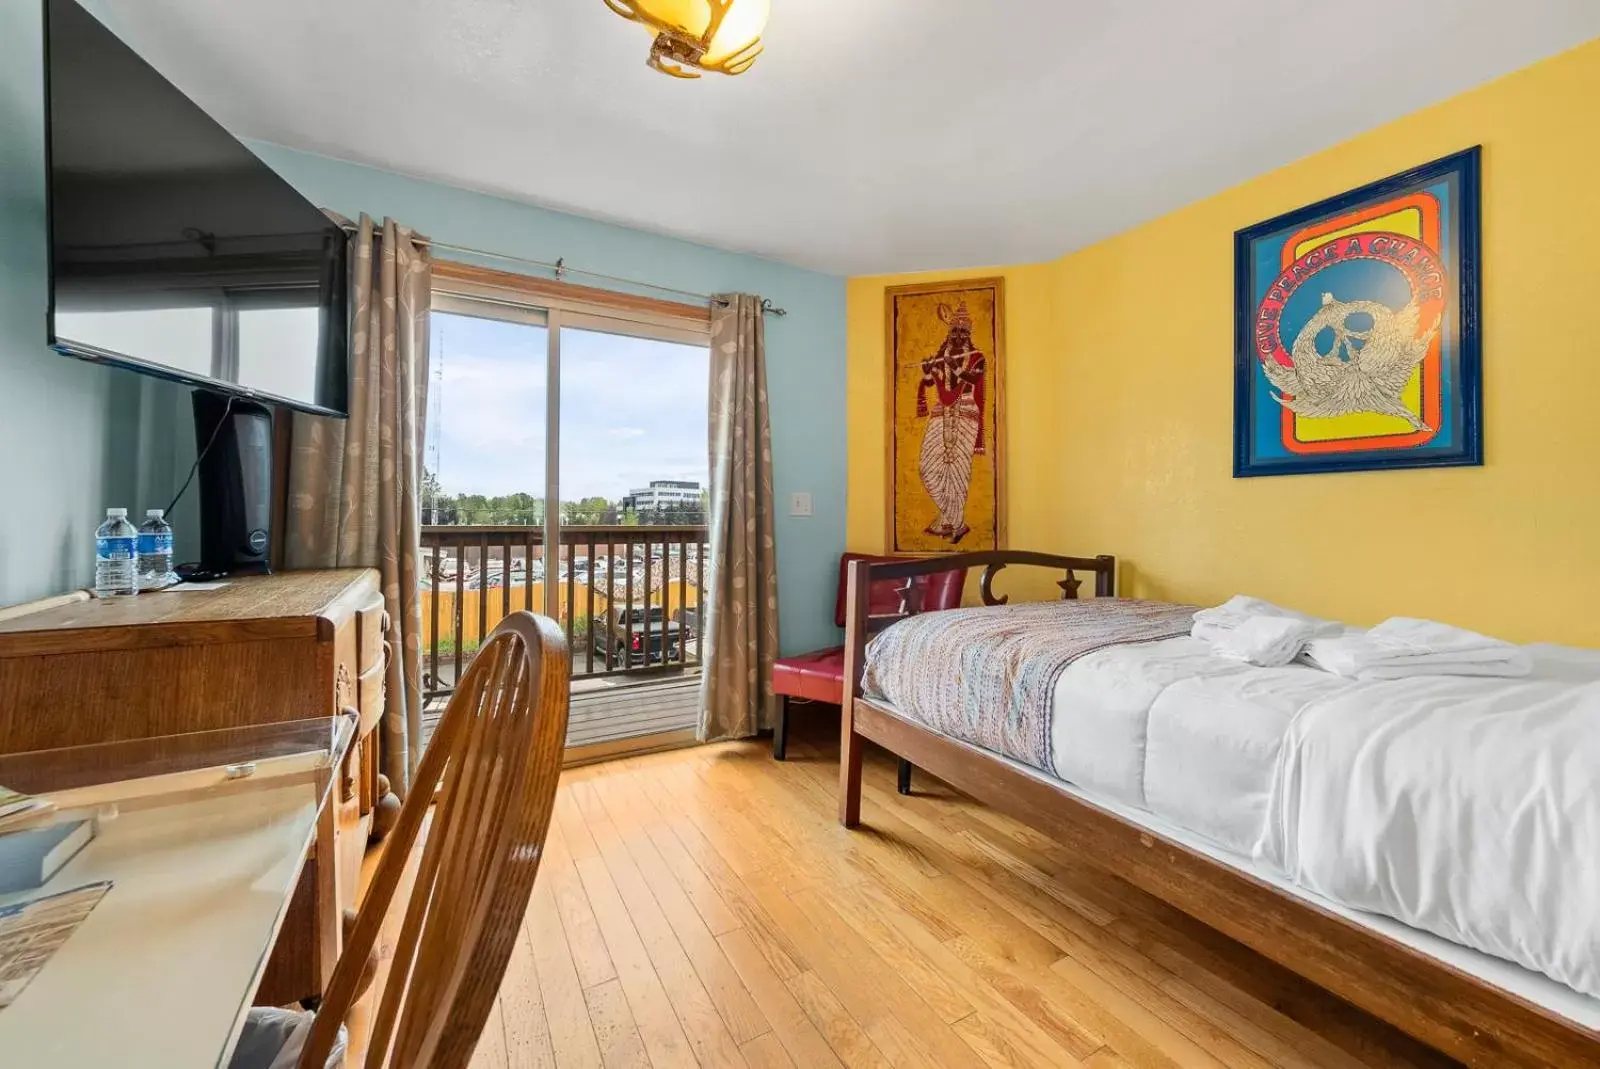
<box><xmin>44</xmin><ymin>0</ymin><xmax>348</xmax><ymax>416</ymax></box>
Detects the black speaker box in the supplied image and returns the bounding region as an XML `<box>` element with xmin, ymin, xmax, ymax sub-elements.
<box><xmin>192</xmin><ymin>390</ymin><xmax>274</xmax><ymax>575</ymax></box>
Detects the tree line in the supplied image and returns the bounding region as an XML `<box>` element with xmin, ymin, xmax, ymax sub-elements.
<box><xmin>422</xmin><ymin>472</ymin><xmax>707</xmax><ymax>527</ymax></box>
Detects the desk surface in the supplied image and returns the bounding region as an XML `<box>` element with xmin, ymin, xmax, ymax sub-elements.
<box><xmin>0</xmin><ymin>569</ymin><xmax>376</xmax><ymax>657</ymax></box>
<box><xmin>0</xmin><ymin>719</ymin><xmax>350</xmax><ymax>1068</ymax></box>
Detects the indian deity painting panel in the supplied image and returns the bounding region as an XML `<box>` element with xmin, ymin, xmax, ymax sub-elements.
<box><xmin>1234</xmin><ymin>148</ymin><xmax>1482</xmax><ymax>477</ymax></box>
<box><xmin>887</xmin><ymin>278</ymin><xmax>1005</xmax><ymax>552</ymax></box>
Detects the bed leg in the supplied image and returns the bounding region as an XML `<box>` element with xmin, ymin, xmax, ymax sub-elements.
<box><xmin>839</xmin><ymin>559</ymin><xmax>870</xmax><ymax>829</ymax></box>
<box><xmin>839</xmin><ymin>702</ymin><xmax>863</xmax><ymax>828</ymax></box>
<box><xmin>773</xmin><ymin>696</ymin><xmax>789</xmax><ymax>761</ymax></box>
<box><xmin>897</xmin><ymin>759</ymin><xmax>913</xmax><ymax>796</ymax></box>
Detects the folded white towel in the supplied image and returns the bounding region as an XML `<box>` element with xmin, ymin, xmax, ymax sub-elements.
<box><xmin>1213</xmin><ymin>615</ymin><xmax>1324</xmax><ymax>668</ymax></box>
<box><xmin>1367</xmin><ymin>617</ymin><xmax>1525</xmax><ymax>658</ymax></box>
<box><xmin>1191</xmin><ymin>596</ymin><xmax>1340</xmax><ymax>668</ymax></box>
<box><xmin>1301</xmin><ymin>617</ymin><xmax>1532</xmax><ymax>680</ymax></box>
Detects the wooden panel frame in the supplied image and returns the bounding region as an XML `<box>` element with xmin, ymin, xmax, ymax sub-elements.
<box><xmin>883</xmin><ymin>277</ymin><xmax>1008</xmax><ymax>554</ymax></box>
<box><xmin>432</xmin><ymin>258</ymin><xmax>712</xmax><ymax>330</ymax></box>
<box><xmin>561</xmin><ymin>728</ymin><xmax>698</xmax><ymax>769</ymax></box>
<box><xmin>835</xmin><ymin>552</ymin><xmax>1600</xmax><ymax>1068</ymax></box>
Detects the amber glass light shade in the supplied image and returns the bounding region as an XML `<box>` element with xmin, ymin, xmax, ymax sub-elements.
<box><xmin>602</xmin><ymin>0</ymin><xmax>770</xmax><ymax>77</ymax></box>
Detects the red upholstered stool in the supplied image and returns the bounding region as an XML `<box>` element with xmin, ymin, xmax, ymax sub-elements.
<box><xmin>771</xmin><ymin>553</ymin><xmax>967</xmax><ymax>792</ymax></box>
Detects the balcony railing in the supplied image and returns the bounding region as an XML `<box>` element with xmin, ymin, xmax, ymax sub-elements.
<box><xmin>420</xmin><ymin>524</ymin><xmax>709</xmax><ymax>701</ymax></box>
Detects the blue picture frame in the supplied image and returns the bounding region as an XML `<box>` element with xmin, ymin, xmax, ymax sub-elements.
<box><xmin>1233</xmin><ymin>147</ymin><xmax>1482</xmax><ymax>477</ymax></box>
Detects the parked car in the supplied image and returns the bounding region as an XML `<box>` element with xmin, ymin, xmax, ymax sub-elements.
<box><xmin>672</xmin><ymin>607</ymin><xmax>699</xmax><ymax>644</ymax></box>
<box><xmin>593</xmin><ymin>603</ymin><xmax>683</xmax><ymax>667</ymax></box>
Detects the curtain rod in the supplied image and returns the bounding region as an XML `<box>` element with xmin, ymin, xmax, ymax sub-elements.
<box><xmin>340</xmin><ymin>222</ymin><xmax>787</xmax><ymax>316</ymax></box>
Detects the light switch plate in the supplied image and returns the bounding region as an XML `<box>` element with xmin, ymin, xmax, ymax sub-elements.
<box><xmin>789</xmin><ymin>492</ymin><xmax>813</xmax><ymax>518</ymax></box>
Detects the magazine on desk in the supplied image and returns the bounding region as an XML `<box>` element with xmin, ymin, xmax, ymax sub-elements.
<box><xmin>0</xmin><ymin>881</ymin><xmax>113</xmax><ymax>1009</ymax></box>
<box><xmin>0</xmin><ymin>785</ymin><xmax>53</xmax><ymax>834</ymax></box>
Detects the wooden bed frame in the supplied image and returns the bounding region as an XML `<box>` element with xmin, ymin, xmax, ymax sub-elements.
<box><xmin>835</xmin><ymin>551</ymin><xmax>1600</xmax><ymax>1068</ymax></box>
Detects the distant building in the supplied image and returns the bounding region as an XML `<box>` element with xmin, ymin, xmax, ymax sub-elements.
<box><xmin>622</xmin><ymin>480</ymin><xmax>702</xmax><ymax>514</ymax></box>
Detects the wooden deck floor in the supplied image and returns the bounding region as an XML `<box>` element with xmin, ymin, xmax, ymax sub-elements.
<box><xmin>443</xmin><ymin>719</ymin><xmax>1460</xmax><ymax>1068</ymax></box>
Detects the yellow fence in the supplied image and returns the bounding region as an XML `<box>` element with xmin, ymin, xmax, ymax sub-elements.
<box><xmin>421</xmin><ymin>581</ymin><xmax>702</xmax><ymax>650</ymax></box>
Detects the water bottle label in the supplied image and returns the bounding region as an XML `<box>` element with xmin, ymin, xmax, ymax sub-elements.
<box><xmin>138</xmin><ymin>532</ymin><xmax>174</xmax><ymax>554</ymax></box>
<box><xmin>97</xmin><ymin>537</ymin><xmax>135</xmax><ymax>561</ymax></box>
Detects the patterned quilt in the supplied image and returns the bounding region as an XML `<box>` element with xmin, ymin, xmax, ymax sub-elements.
<box><xmin>861</xmin><ymin>598</ymin><xmax>1199</xmax><ymax>770</ymax></box>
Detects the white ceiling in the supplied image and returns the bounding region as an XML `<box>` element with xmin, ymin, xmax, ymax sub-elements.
<box><xmin>90</xmin><ymin>0</ymin><xmax>1600</xmax><ymax>276</ymax></box>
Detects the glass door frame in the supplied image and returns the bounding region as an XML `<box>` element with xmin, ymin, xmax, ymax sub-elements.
<box><xmin>430</xmin><ymin>273</ymin><xmax>713</xmax><ymax>620</ymax></box>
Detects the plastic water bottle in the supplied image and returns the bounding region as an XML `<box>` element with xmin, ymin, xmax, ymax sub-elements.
<box><xmin>94</xmin><ymin>508</ymin><xmax>139</xmax><ymax>597</ymax></box>
<box><xmin>137</xmin><ymin>509</ymin><xmax>174</xmax><ymax>588</ymax></box>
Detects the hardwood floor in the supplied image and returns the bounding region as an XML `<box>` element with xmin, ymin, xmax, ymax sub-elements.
<box><xmin>448</xmin><ymin>717</ymin><xmax>1462</xmax><ymax>1068</ymax></box>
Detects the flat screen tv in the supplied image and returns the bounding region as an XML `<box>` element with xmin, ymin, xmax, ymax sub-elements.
<box><xmin>44</xmin><ymin>0</ymin><xmax>348</xmax><ymax>416</ymax></box>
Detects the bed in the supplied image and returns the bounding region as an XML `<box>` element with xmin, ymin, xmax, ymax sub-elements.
<box><xmin>835</xmin><ymin>551</ymin><xmax>1600</xmax><ymax>1068</ymax></box>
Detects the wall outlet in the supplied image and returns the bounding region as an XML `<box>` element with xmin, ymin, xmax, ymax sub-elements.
<box><xmin>789</xmin><ymin>492</ymin><xmax>813</xmax><ymax>518</ymax></box>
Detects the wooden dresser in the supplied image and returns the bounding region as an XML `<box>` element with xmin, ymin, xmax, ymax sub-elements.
<box><xmin>0</xmin><ymin>569</ymin><xmax>390</xmax><ymax>1004</ymax></box>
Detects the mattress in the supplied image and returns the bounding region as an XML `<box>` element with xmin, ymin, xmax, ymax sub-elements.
<box><xmin>867</xmin><ymin>610</ymin><xmax>1600</xmax><ymax>1005</ymax></box>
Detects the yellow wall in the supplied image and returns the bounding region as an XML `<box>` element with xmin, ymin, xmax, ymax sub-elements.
<box><xmin>847</xmin><ymin>264</ymin><xmax>1066</xmax><ymax>605</ymax></box>
<box><xmin>848</xmin><ymin>38</ymin><xmax>1600</xmax><ymax>644</ymax></box>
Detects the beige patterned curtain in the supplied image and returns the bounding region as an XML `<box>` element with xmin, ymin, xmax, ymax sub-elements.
<box><xmin>699</xmin><ymin>295</ymin><xmax>780</xmax><ymax>742</ymax></box>
<box><xmin>285</xmin><ymin>215</ymin><xmax>431</xmax><ymax>796</ymax></box>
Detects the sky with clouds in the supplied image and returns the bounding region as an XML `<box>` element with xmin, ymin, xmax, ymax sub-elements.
<box><xmin>425</xmin><ymin>311</ymin><xmax>709</xmax><ymax>501</ymax></box>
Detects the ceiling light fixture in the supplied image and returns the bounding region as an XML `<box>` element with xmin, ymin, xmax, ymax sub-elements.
<box><xmin>602</xmin><ymin>0</ymin><xmax>770</xmax><ymax>78</ymax></box>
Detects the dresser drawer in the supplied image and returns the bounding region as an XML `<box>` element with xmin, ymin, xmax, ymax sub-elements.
<box><xmin>358</xmin><ymin>660</ymin><xmax>386</xmax><ymax>738</ymax></box>
<box><xmin>357</xmin><ymin>595</ymin><xmax>387</xmax><ymax>674</ymax></box>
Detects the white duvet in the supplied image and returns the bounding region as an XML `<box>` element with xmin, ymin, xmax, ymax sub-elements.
<box><xmin>1257</xmin><ymin>649</ymin><xmax>1600</xmax><ymax>999</ymax></box>
<box><xmin>1048</xmin><ymin>636</ymin><xmax>1350</xmax><ymax>853</ymax></box>
<box><xmin>1043</xmin><ymin>637</ymin><xmax>1600</xmax><ymax>1001</ymax></box>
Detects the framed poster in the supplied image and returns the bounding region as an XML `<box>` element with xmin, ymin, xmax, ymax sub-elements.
<box><xmin>1234</xmin><ymin>147</ymin><xmax>1482</xmax><ymax>477</ymax></box>
<box><xmin>886</xmin><ymin>277</ymin><xmax>1005</xmax><ymax>552</ymax></box>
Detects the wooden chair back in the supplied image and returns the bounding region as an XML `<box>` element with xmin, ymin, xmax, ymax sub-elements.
<box><xmin>300</xmin><ymin>611</ymin><xmax>571</xmax><ymax>1068</ymax></box>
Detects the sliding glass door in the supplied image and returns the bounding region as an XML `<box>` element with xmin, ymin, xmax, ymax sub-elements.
<box><xmin>421</xmin><ymin>287</ymin><xmax>710</xmax><ymax>760</ymax></box>
<box><xmin>555</xmin><ymin>317</ymin><xmax>711</xmax><ymax>756</ymax></box>
<box><xmin>420</xmin><ymin>297</ymin><xmax>549</xmax><ymax>720</ymax></box>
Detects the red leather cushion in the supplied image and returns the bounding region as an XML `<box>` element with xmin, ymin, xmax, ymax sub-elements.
<box><xmin>775</xmin><ymin>554</ymin><xmax>969</xmax><ymax>707</ymax></box>
<box><xmin>772</xmin><ymin>646</ymin><xmax>847</xmax><ymax>704</ymax></box>
<box><xmin>833</xmin><ymin>552</ymin><xmax>968</xmax><ymax>628</ymax></box>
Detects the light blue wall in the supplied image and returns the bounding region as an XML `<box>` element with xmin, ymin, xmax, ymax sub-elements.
<box><xmin>1</xmin><ymin>0</ymin><xmax>846</xmax><ymax>646</ymax></box>
<box><xmin>0</xmin><ymin>0</ymin><xmax>192</xmax><ymax>604</ymax></box>
<box><xmin>0</xmin><ymin>7</ymin><xmax>847</xmax><ymax>652</ymax></box>
<box><xmin>250</xmin><ymin>144</ymin><xmax>847</xmax><ymax>654</ymax></box>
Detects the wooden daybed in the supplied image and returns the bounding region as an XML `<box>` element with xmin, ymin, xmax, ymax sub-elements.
<box><xmin>834</xmin><ymin>551</ymin><xmax>1600</xmax><ymax>1068</ymax></box>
